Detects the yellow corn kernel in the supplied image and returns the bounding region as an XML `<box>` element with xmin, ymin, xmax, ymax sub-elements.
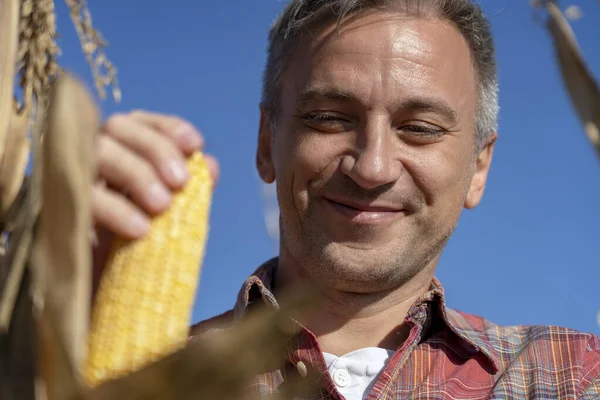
<box><xmin>84</xmin><ymin>151</ymin><xmax>213</xmax><ymax>387</ymax></box>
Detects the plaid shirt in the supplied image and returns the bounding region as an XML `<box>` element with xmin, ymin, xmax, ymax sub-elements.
<box><xmin>191</xmin><ymin>258</ymin><xmax>600</xmax><ymax>399</ymax></box>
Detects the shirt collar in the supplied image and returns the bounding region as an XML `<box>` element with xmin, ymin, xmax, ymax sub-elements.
<box><xmin>233</xmin><ymin>257</ymin><xmax>499</xmax><ymax>372</ymax></box>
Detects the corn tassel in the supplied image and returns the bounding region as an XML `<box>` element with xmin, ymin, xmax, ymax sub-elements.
<box><xmin>84</xmin><ymin>152</ymin><xmax>213</xmax><ymax>387</ymax></box>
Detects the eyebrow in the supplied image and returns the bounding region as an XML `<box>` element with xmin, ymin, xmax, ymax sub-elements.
<box><xmin>296</xmin><ymin>87</ymin><xmax>355</xmax><ymax>109</ymax></box>
<box><xmin>296</xmin><ymin>87</ymin><xmax>459</xmax><ymax>125</ymax></box>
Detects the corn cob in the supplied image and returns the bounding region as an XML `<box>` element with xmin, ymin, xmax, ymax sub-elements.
<box><xmin>84</xmin><ymin>151</ymin><xmax>213</xmax><ymax>387</ymax></box>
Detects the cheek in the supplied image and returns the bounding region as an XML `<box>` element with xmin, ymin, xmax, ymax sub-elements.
<box><xmin>405</xmin><ymin>143</ymin><xmax>471</xmax><ymax>213</ymax></box>
<box><xmin>274</xmin><ymin>130</ymin><xmax>343</xmax><ymax>211</ymax></box>
<box><xmin>298</xmin><ymin>134</ymin><xmax>343</xmax><ymax>206</ymax></box>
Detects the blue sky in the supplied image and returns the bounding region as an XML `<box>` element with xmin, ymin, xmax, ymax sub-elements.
<box><xmin>52</xmin><ymin>0</ymin><xmax>600</xmax><ymax>334</ymax></box>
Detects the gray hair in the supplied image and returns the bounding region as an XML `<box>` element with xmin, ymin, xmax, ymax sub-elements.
<box><xmin>261</xmin><ymin>0</ymin><xmax>499</xmax><ymax>151</ymax></box>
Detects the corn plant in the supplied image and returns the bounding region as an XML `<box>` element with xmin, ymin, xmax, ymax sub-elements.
<box><xmin>531</xmin><ymin>0</ymin><xmax>600</xmax><ymax>331</ymax></box>
<box><xmin>532</xmin><ymin>0</ymin><xmax>600</xmax><ymax>158</ymax></box>
<box><xmin>0</xmin><ymin>1</ymin><xmax>319</xmax><ymax>399</ymax></box>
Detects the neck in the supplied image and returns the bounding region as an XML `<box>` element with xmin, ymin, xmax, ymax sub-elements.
<box><xmin>274</xmin><ymin>249</ymin><xmax>438</xmax><ymax>357</ymax></box>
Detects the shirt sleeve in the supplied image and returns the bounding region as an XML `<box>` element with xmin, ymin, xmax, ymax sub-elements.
<box><xmin>581</xmin><ymin>377</ymin><xmax>600</xmax><ymax>399</ymax></box>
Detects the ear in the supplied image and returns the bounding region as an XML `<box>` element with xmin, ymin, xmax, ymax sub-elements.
<box><xmin>256</xmin><ymin>104</ymin><xmax>276</xmax><ymax>184</ymax></box>
<box><xmin>464</xmin><ymin>134</ymin><xmax>497</xmax><ymax>209</ymax></box>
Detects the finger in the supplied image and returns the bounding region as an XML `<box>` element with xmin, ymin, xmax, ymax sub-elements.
<box><xmin>129</xmin><ymin>110</ymin><xmax>203</xmax><ymax>155</ymax></box>
<box><xmin>103</xmin><ymin>113</ymin><xmax>189</xmax><ymax>189</ymax></box>
<box><xmin>204</xmin><ymin>153</ymin><xmax>220</xmax><ymax>190</ymax></box>
<box><xmin>98</xmin><ymin>135</ymin><xmax>172</xmax><ymax>215</ymax></box>
<box><xmin>92</xmin><ymin>184</ymin><xmax>150</xmax><ymax>240</ymax></box>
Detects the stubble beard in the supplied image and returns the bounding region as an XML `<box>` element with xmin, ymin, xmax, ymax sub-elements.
<box><xmin>278</xmin><ymin>209</ymin><xmax>457</xmax><ymax>294</ymax></box>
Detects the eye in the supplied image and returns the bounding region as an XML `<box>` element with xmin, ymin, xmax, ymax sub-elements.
<box><xmin>398</xmin><ymin>124</ymin><xmax>445</xmax><ymax>141</ymax></box>
<box><xmin>301</xmin><ymin>112</ymin><xmax>351</xmax><ymax>133</ymax></box>
<box><xmin>304</xmin><ymin>113</ymin><xmax>347</xmax><ymax>123</ymax></box>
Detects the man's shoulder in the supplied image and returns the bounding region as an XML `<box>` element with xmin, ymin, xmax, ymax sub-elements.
<box><xmin>446</xmin><ymin>308</ymin><xmax>600</xmax><ymax>397</ymax></box>
<box><xmin>448</xmin><ymin>307</ymin><xmax>600</xmax><ymax>343</ymax></box>
<box><xmin>447</xmin><ymin>307</ymin><xmax>600</xmax><ymax>368</ymax></box>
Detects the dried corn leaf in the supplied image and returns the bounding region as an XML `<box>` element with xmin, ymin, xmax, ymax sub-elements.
<box><xmin>0</xmin><ymin>113</ymin><xmax>43</xmax><ymax>337</ymax></box>
<box><xmin>0</xmin><ymin>109</ymin><xmax>31</xmax><ymax>219</ymax></box>
<box><xmin>86</xmin><ymin>288</ymin><xmax>321</xmax><ymax>400</ymax></box>
<box><xmin>0</xmin><ymin>0</ymin><xmax>20</xmax><ymax>179</ymax></box>
<box><xmin>0</xmin><ymin>111</ymin><xmax>43</xmax><ymax>337</ymax></box>
<box><xmin>0</xmin><ymin>97</ymin><xmax>44</xmax><ymax>400</ymax></box>
<box><xmin>28</xmin><ymin>283</ymin><xmax>320</xmax><ymax>400</ymax></box>
<box><xmin>0</xmin><ymin>185</ymin><xmax>34</xmax><ymax>333</ymax></box>
<box><xmin>545</xmin><ymin>2</ymin><xmax>600</xmax><ymax>158</ymax></box>
<box><xmin>36</xmin><ymin>298</ymin><xmax>84</xmax><ymax>400</ymax></box>
<box><xmin>32</xmin><ymin>73</ymin><xmax>99</xmax><ymax>375</ymax></box>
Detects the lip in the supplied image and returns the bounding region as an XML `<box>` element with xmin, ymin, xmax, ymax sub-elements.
<box><xmin>322</xmin><ymin>196</ymin><xmax>405</xmax><ymax>225</ymax></box>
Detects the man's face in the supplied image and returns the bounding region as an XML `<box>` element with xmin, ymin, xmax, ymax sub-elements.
<box><xmin>257</xmin><ymin>12</ymin><xmax>495</xmax><ymax>293</ymax></box>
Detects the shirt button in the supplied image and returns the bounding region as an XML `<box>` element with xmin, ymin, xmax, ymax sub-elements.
<box><xmin>332</xmin><ymin>369</ymin><xmax>351</xmax><ymax>388</ymax></box>
<box><xmin>296</xmin><ymin>361</ymin><xmax>308</xmax><ymax>378</ymax></box>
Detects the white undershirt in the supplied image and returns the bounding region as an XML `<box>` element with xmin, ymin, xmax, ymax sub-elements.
<box><xmin>322</xmin><ymin>348</ymin><xmax>395</xmax><ymax>400</ymax></box>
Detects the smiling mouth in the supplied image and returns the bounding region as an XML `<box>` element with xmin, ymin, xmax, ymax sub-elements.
<box><xmin>322</xmin><ymin>197</ymin><xmax>405</xmax><ymax>225</ymax></box>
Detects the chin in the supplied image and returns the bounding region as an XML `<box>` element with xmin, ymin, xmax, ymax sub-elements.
<box><xmin>279</xmin><ymin>216</ymin><xmax>440</xmax><ymax>292</ymax></box>
<box><xmin>306</xmin><ymin>241</ymin><xmax>420</xmax><ymax>293</ymax></box>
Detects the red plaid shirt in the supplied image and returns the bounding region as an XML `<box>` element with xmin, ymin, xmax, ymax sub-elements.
<box><xmin>191</xmin><ymin>258</ymin><xmax>600</xmax><ymax>399</ymax></box>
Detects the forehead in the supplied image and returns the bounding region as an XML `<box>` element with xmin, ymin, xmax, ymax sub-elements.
<box><xmin>281</xmin><ymin>12</ymin><xmax>477</xmax><ymax>114</ymax></box>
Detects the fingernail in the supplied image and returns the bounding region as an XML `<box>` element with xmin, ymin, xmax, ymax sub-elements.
<box><xmin>147</xmin><ymin>182</ymin><xmax>172</xmax><ymax>208</ymax></box>
<box><xmin>176</xmin><ymin>123</ymin><xmax>202</xmax><ymax>149</ymax></box>
<box><xmin>168</xmin><ymin>159</ymin><xmax>189</xmax><ymax>185</ymax></box>
<box><xmin>129</xmin><ymin>213</ymin><xmax>150</xmax><ymax>236</ymax></box>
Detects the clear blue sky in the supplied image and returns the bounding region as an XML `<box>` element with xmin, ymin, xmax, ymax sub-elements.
<box><xmin>52</xmin><ymin>0</ymin><xmax>600</xmax><ymax>334</ymax></box>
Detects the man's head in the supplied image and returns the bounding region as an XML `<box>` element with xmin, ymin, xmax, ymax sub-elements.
<box><xmin>256</xmin><ymin>0</ymin><xmax>498</xmax><ymax>293</ymax></box>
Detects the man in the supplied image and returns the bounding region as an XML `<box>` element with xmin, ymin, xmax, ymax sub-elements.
<box><xmin>92</xmin><ymin>0</ymin><xmax>600</xmax><ymax>398</ymax></box>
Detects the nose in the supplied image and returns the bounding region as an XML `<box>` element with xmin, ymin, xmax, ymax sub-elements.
<box><xmin>340</xmin><ymin>121</ymin><xmax>402</xmax><ymax>190</ymax></box>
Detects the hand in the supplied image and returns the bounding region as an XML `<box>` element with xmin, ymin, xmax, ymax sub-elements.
<box><xmin>91</xmin><ymin>110</ymin><xmax>219</xmax><ymax>290</ymax></box>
